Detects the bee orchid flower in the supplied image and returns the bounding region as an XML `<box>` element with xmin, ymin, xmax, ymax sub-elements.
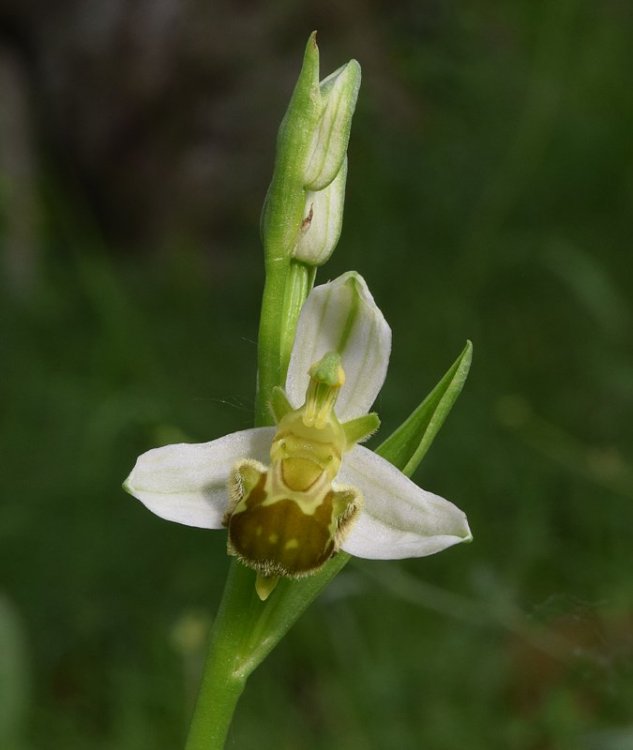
<box><xmin>124</xmin><ymin>272</ymin><xmax>472</xmax><ymax>600</ymax></box>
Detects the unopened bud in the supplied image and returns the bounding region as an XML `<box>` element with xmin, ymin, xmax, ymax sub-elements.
<box><xmin>292</xmin><ymin>157</ymin><xmax>347</xmax><ymax>266</ymax></box>
<box><xmin>302</xmin><ymin>61</ymin><xmax>361</xmax><ymax>191</ymax></box>
<box><xmin>261</xmin><ymin>33</ymin><xmax>361</xmax><ymax>268</ymax></box>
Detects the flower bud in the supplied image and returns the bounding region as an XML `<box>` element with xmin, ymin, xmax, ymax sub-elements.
<box><xmin>260</xmin><ymin>34</ymin><xmax>361</xmax><ymax>264</ymax></box>
<box><xmin>302</xmin><ymin>61</ymin><xmax>361</xmax><ymax>191</ymax></box>
<box><xmin>292</xmin><ymin>157</ymin><xmax>347</xmax><ymax>266</ymax></box>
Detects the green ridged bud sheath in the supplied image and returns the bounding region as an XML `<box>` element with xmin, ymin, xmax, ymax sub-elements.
<box><xmin>256</xmin><ymin>34</ymin><xmax>362</xmax><ymax>426</ymax></box>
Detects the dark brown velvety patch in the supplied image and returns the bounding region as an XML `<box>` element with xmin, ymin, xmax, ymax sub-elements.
<box><xmin>228</xmin><ymin>491</ymin><xmax>336</xmax><ymax>577</ymax></box>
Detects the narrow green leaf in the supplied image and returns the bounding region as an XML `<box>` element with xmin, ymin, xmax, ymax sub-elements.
<box><xmin>377</xmin><ymin>341</ymin><xmax>472</xmax><ymax>475</ymax></box>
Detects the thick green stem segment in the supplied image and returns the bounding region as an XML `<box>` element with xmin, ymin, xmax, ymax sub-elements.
<box><xmin>184</xmin><ymin>555</ymin><xmax>349</xmax><ymax>749</ymax></box>
<box><xmin>184</xmin><ymin>564</ymin><xmax>257</xmax><ymax>750</ymax></box>
<box><xmin>255</xmin><ymin>260</ymin><xmax>314</xmax><ymax>426</ymax></box>
<box><xmin>184</xmin><ymin>664</ymin><xmax>243</xmax><ymax>750</ymax></box>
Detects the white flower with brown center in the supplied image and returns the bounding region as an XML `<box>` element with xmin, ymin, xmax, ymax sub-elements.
<box><xmin>124</xmin><ymin>272</ymin><xmax>472</xmax><ymax>600</ymax></box>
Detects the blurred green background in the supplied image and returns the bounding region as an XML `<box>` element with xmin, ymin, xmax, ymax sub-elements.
<box><xmin>1</xmin><ymin>2</ymin><xmax>632</xmax><ymax>749</ymax></box>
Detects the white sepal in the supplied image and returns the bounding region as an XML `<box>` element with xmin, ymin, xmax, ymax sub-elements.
<box><xmin>123</xmin><ymin>427</ymin><xmax>275</xmax><ymax>528</ymax></box>
<box><xmin>339</xmin><ymin>446</ymin><xmax>472</xmax><ymax>559</ymax></box>
<box><xmin>286</xmin><ymin>272</ymin><xmax>391</xmax><ymax>421</ymax></box>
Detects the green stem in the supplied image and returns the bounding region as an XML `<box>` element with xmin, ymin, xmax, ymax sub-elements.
<box><xmin>184</xmin><ymin>663</ymin><xmax>243</xmax><ymax>750</ymax></box>
<box><xmin>186</xmin><ymin>254</ymin><xmax>314</xmax><ymax>746</ymax></box>
<box><xmin>255</xmin><ymin>259</ymin><xmax>314</xmax><ymax>426</ymax></box>
<box><xmin>184</xmin><ymin>553</ymin><xmax>349</xmax><ymax>748</ymax></box>
<box><xmin>255</xmin><ymin>262</ymin><xmax>287</xmax><ymax>426</ymax></box>
<box><xmin>184</xmin><ymin>564</ymin><xmax>258</xmax><ymax>750</ymax></box>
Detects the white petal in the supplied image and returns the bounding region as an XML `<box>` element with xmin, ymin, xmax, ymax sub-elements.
<box><xmin>339</xmin><ymin>446</ymin><xmax>472</xmax><ymax>559</ymax></box>
<box><xmin>286</xmin><ymin>272</ymin><xmax>391</xmax><ymax>421</ymax></box>
<box><xmin>123</xmin><ymin>427</ymin><xmax>275</xmax><ymax>528</ymax></box>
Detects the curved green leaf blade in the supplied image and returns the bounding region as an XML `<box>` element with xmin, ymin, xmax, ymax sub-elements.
<box><xmin>377</xmin><ymin>341</ymin><xmax>472</xmax><ymax>474</ymax></box>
